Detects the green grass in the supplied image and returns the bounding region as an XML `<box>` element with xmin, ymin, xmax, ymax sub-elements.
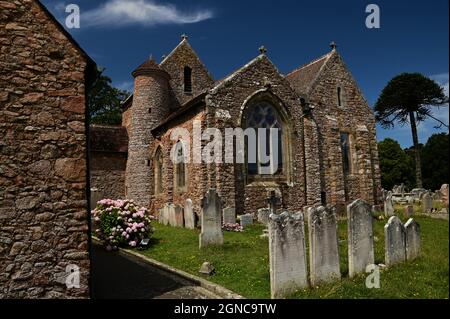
<box><xmin>132</xmin><ymin>215</ymin><xmax>448</xmax><ymax>299</ymax></box>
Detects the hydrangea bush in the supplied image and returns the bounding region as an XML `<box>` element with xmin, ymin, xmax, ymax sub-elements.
<box><xmin>222</xmin><ymin>222</ymin><xmax>244</xmax><ymax>232</ymax></box>
<box><xmin>91</xmin><ymin>199</ymin><xmax>155</xmax><ymax>248</ymax></box>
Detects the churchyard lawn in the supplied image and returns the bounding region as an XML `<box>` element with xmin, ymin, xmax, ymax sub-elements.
<box><xmin>133</xmin><ymin>215</ymin><xmax>448</xmax><ymax>299</ymax></box>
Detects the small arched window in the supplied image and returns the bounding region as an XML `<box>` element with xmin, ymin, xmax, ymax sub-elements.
<box><xmin>337</xmin><ymin>86</ymin><xmax>344</xmax><ymax>107</ymax></box>
<box><xmin>244</xmin><ymin>102</ymin><xmax>283</xmax><ymax>176</ymax></box>
<box><xmin>154</xmin><ymin>147</ymin><xmax>163</xmax><ymax>195</ymax></box>
<box><xmin>174</xmin><ymin>141</ymin><xmax>187</xmax><ymax>191</ymax></box>
<box><xmin>184</xmin><ymin>66</ymin><xmax>192</xmax><ymax>93</ymax></box>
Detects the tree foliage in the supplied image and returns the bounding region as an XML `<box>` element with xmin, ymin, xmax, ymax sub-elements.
<box><xmin>378</xmin><ymin>138</ymin><xmax>415</xmax><ymax>190</ymax></box>
<box><xmin>87</xmin><ymin>68</ymin><xmax>130</xmax><ymax>125</ymax></box>
<box><xmin>421</xmin><ymin>133</ymin><xmax>449</xmax><ymax>190</ymax></box>
<box><xmin>374</xmin><ymin>72</ymin><xmax>448</xmax><ymax>188</ymax></box>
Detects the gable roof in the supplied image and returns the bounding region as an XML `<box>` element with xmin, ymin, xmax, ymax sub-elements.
<box><xmin>35</xmin><ymin>0</ymin><xmax>96</xmax><ymax>73</ymax></box>
<box><xmin>285</xmin><ymin>51</ymin><xmax>334</xmax><ymax>96</ymax></box>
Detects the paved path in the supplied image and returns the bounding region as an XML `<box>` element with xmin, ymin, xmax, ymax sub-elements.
<box><xmin>91</xmin><ymin>243</ymin><xmax>219</xmax><ymax>299</ymax></box>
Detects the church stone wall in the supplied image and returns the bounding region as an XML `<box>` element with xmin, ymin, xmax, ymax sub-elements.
<box><xmin>0</xmin><ymin>0</ymin><xmax>91</xmax><ymax>298</ymax></box>
<box><xmin>308</xmin><ymin>52</ymin><xmax>381</xmax><ymax>211</ymax></box>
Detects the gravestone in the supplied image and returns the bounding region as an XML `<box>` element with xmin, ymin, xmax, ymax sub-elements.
<box><xmin>347</xmin><ymin>199</ymin><xmax>374</xmax><ymax>278</ymax></box>
<box><xmin>168</xmin><ymin>204</ymin><xmax>177</xmax><ymax>227</ymax></box>
<box><xmin>159</xmin><ymin>203</ymin><xmax>171</xmax><ymax>225</ymax></box>
<box><xmin>384</xmin><ymin>216</ymin><xmax>406</xmax><ymax>267</ymax></box>
<box><xmin>421</xmin><ymin>192</ymin><xmax>432</xmax><ymax>213</ymax></box>
<box><xmin>184</xmin><ymin>199</ymin><xmax>195</xmax><ymax>229</ymax></box>
<box><xmin>404</xmin><ymin>218</ymin><xmax>420</xmax><ymax>260</ymax></box>
<box><xmin>384</xmin><ymin>193</ymin><xmax>394</xmax><ymax>216</ymax></box>
<box><xmin>240</xmin><ymin>214</ymin><xmax>253</xmax><ymax>227</ymax></box>
<box><xmin>223</xmin><ymin>207</ymin><xmax>236</xmax><ymax>224</ymax></box>
<box><xmin>440</xmin><ymin>184</ymin><xmax>449</xmax><ymax>207</ymax></box>
<box><xmin>308</xmin><ymin>206</ymin><xmax>341</xmax><ymax>286</ymax></box>
<box><xmin>174</xmin><ymin>205</ymin><xmax>184</xmax><ymax>227</ymax></box>
<box><xmin>404</xmin><ymin>205</ymin><xmax>414</xmax><ymax>218</ymax></box>
<box><xmin>199</xmin><ymin>189</ymin><xmax>223</xmax><ymax>248</ymax></box>
<box><xmin>269</xmin><ymin>211</ymin><xmax>308</xmax><ymax>298</ymax></box>
<box><xmin>90</xmin><ymin>188</ymin><xmax>102</xmax><ymax>210</ymax></box>
<box><xmin>257</xmin><ymin>208</ymin><xmax>271</xmax><ymax>225</ymax></box>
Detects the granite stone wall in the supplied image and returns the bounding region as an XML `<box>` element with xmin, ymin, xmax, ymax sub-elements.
<box><xmin>0</xmin><ymin>0</ymin><xmax>93</xmax><ymax>298</ymax></box>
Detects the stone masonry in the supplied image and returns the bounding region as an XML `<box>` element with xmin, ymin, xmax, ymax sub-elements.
<box><xmin>0</xmin><ymin>0</ymin><xmax>95</xmax><ymax>298</ymax></box>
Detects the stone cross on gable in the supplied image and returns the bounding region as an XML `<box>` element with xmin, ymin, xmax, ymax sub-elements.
<box><xmin>267</xmin><ymin>190</ymin><xmax>281</xmax><ymax>214</ymax></box>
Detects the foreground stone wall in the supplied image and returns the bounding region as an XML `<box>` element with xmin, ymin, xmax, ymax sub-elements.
<box><xmin>0</xmin><ymin>0</ymin><xmax>92</xmax><ymax>298</ymax></box>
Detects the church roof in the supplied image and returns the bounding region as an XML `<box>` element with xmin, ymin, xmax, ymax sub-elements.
<box><xmin>285</xmin><ymin>51</ymin><xmax>333</xmax><ymax>95</ymax></box>
<box><xmin>131</xmin><ymin>57</ymin><xmax>170</xmax><ymax>79</ymax></box>
<box><xmin>90</xmin><ymin>125</ymin><xmax>128</xmax><ymax>153</ymax></box>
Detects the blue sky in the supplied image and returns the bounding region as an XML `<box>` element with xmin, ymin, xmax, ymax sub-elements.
<box><xmin>42</xmin><ymin>0</ymin><xmax>449</xmax><ymax>148</ymax></box>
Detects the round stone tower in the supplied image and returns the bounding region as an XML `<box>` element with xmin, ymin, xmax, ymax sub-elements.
<box><xmin>125</xmin><ymin>57</ymin><xmax>170</xmax><ymax>207</ymax></box>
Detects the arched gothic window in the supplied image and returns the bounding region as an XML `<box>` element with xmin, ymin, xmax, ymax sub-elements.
<box><xmin>154</xmin><ymin>147</ymin><xmax>163</xmax><ymax>195</ymax></box>
<box><xmin>174</xmin><ymin>141</ymin><xmax>186</xmax><ymax>191</ymax></box>
<box><xmin>244</xmin><ymin>102</ymin><xmax>284</xmax><ymax>176</ymax></box>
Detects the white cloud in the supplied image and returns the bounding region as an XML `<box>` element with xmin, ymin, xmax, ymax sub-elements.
<box><xmin>82</xmin><ymin>0</ymin><xmax>214</xmax><ymax>28</ymax></box>
<box><xmin>115</xmin><ymin>80</ymin><xmax>134</xmax><ymax>92</ymax></box>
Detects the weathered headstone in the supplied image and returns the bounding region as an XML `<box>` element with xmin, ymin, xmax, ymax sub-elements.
<box><xmin>440</xmin><ymin>184</ymin><xmax>449</xmax><ymax>207</ymax></box>
<box><xmin>159</xmin><ymin>203</ymin><xmax>171</xmax><ymax>225</ymax></box>
<box><xmin>199</xmin><ymin>189</ymin><xmax>223</xmax><ymax>248</ymax></box>
<box><xmin>308</xmin><ymin>206</ymin><xmax>341</xmax><ymax>285</ymax></box>
<box><xmin>184</xmin><ymin>199</ymin><xmax>195</xmax><ymax>229</ymax></box>
<box><xmin>421</xmin><ymin>192</ymin><xmax>432</xmax><ymax>213</ymax></box>
<box><xmin>269</xmin><ymin>211</ymin><xmax>308</xmax><ymax>298</ymax></box>
<box><xmin>240</xmin><ymin>213</ymin><xmax>253</xmax><ymax>227</ymax></box>
<box><xmin>404</xmin><ymin>218</ymin><xmax>420</xmax><ymax>260</ymax></box>
<box><xmin>174</xmin><ymin>205</ymin><xmax>184</xmax><ymax>227</ymax></box>
<box><xmin>223</xmin><ymin>207</ymin><xmax>236</xmax><ymax>224</ymax></box>
<box><xmin>384</xmin><ymin>193</ymin><xmax>394</xmax><ymax>216</ymax></box>
<box><xmin>168</xmin><ymin>203</ymin><xmax>177</xmax><ymax>227</ymax></box>
<box><xmin>257</xmin><ymin>208</ymin><xmax>271</xmax><ymax>225</ymax></box>
<box><xmin>384</xmin><ymin>216</ymin><xmax>406</xmax><ymax>267</ymax></box>
<box><xmin>90</xmin><ymin>188</ymin><xmax>102</xmax><ymax>210</ymax></box>
<box><xmin>347</xmin><ymin>199</ymin><xmax>374</xmax><ymax>278</ymax></box>
<box><xmin>404</xmin><ymin>205</ymin><xmax>414</xmax><ymax>218</ymax></box>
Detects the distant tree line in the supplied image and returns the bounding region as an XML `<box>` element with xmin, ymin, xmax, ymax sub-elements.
<box><xmin>378</xmin><ymin>133</ymin><xmax>449</xmax><ymax>191</ymax></box>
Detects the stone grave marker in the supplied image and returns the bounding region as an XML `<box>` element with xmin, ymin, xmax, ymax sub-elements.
<box><xmin>223</xmin><ymin>207</ymin><xmax>236</xmax><ymax>224</ymax></box>
<box><xmin>404</xmin><ymin>205</ymin><xmax>414</xmax><ymax>218</ymax></box>
<box><xmin>308</xmin><ymin>206</ymin><xmax>341</xmax><ymax>286</ymax></box>
<box><xmin>184</xmin><ymin>199</ymin><xmax>196</xmax><ymax>229</ymax></box>
<box><xmin>405</xmin><ymin>218</ymin><xmax>420</xmax><ymax>260</ymax></box>
<box><xmin>384</xmin><ymin>193</ymin><xmax>394</xmax><ymax>216</ymax></box>
<box><xmin>384</xmin><ymin>216</ymin><xmax>406</xmax><ymax>267</ymax></box>
<box><xmin>347</xmin><ymin>199</ymin><xmax>374</xmax><ymax>278</ymax></box>
<box><xmin>174</xmin><ymin>204</ymin><xmax>184</xmax><ymax>227</ymax></box>
<box><xmin>240</xmin><ymin>213</ymin><xmax>253</xmax><ymax>227</ymax></box>
<box><xmin>257</xmin><ymin>208</ymin><xmax>271</xmax><ymax>225</ymax></box>
<box><xmin>422</xmin><ymin>192</ymin><xmax>432</xmax><ymax>213</ymax></box>
<box><xmin>269</xmin><ymin>211</ymin><xmax>308</xmax><ymax>298</ymax></box>
<box><xmin>199</xmin><ymin>189</ymin><xmax>223</xmax><ymax>248</ymax></box>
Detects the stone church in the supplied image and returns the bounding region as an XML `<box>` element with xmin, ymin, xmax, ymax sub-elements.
<box><xmin>118</xmin><ymin>36</ymin><xmax>381</xmax><ymax>217</ymax></box>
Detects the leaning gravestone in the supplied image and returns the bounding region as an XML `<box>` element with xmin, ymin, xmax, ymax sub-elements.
<box><xmin>223</xmin><ymin>207</ymin><xmax>236</xmax><ymax>224</ymax></box>
<box><xmin>184</xmin><ymin>199</ymin><xmax>195</xmax><ymax>229</ymax></box>
<box><xmin>240</xmin><ymin>214</ymin><xmax>253</xmax><ymax>227</ymax></box>
<box><xmin>421</xmin><ymin>192</ymin><xmax>432</xmax><ymax>213</ymax></box>
<box><xmin>440</xmin><ymin>184</ymin><xmax>449</xmax><ymax>207</ymax></box>
<box><xmin>384</xmin><ymin>216</ymin><xmax>406</xmax><ymax>267</ymax></box>
<box><xmin>174</xmin><ymin>205</ymin><xmax>184</xmax><ymax>227</ymax></box>
<box><xmin>257</xmin><ymin>208</ymin><xmax>271</xmax><ymax>225</ymax></box>
<box><xmin>269</xmin><ymin>211</ymin><xmax>308</xmax><ymax>298</ymax></box>
<box><xmin>384</xmin><ymin>193</ymin><xmax>394</xmax><ymax>216</ymax></box>
<box><xmin>347</xmin><ymin>199</ymin><xmax>374</xmax><ymax>278</ymax></box>
<box><xmin>308</xmin><ymin>206</ymin><xmax>341</xmax><ymax>286</ymax></box>
<box><xmin>199</xmin><ymin>189</ymin><xmax>223</xmax><ymax>249</ymax></box>
<box><xmin>405</xmin><ymin>218</ymin><xmax>420</xmax><ymax>260</ymax></box>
